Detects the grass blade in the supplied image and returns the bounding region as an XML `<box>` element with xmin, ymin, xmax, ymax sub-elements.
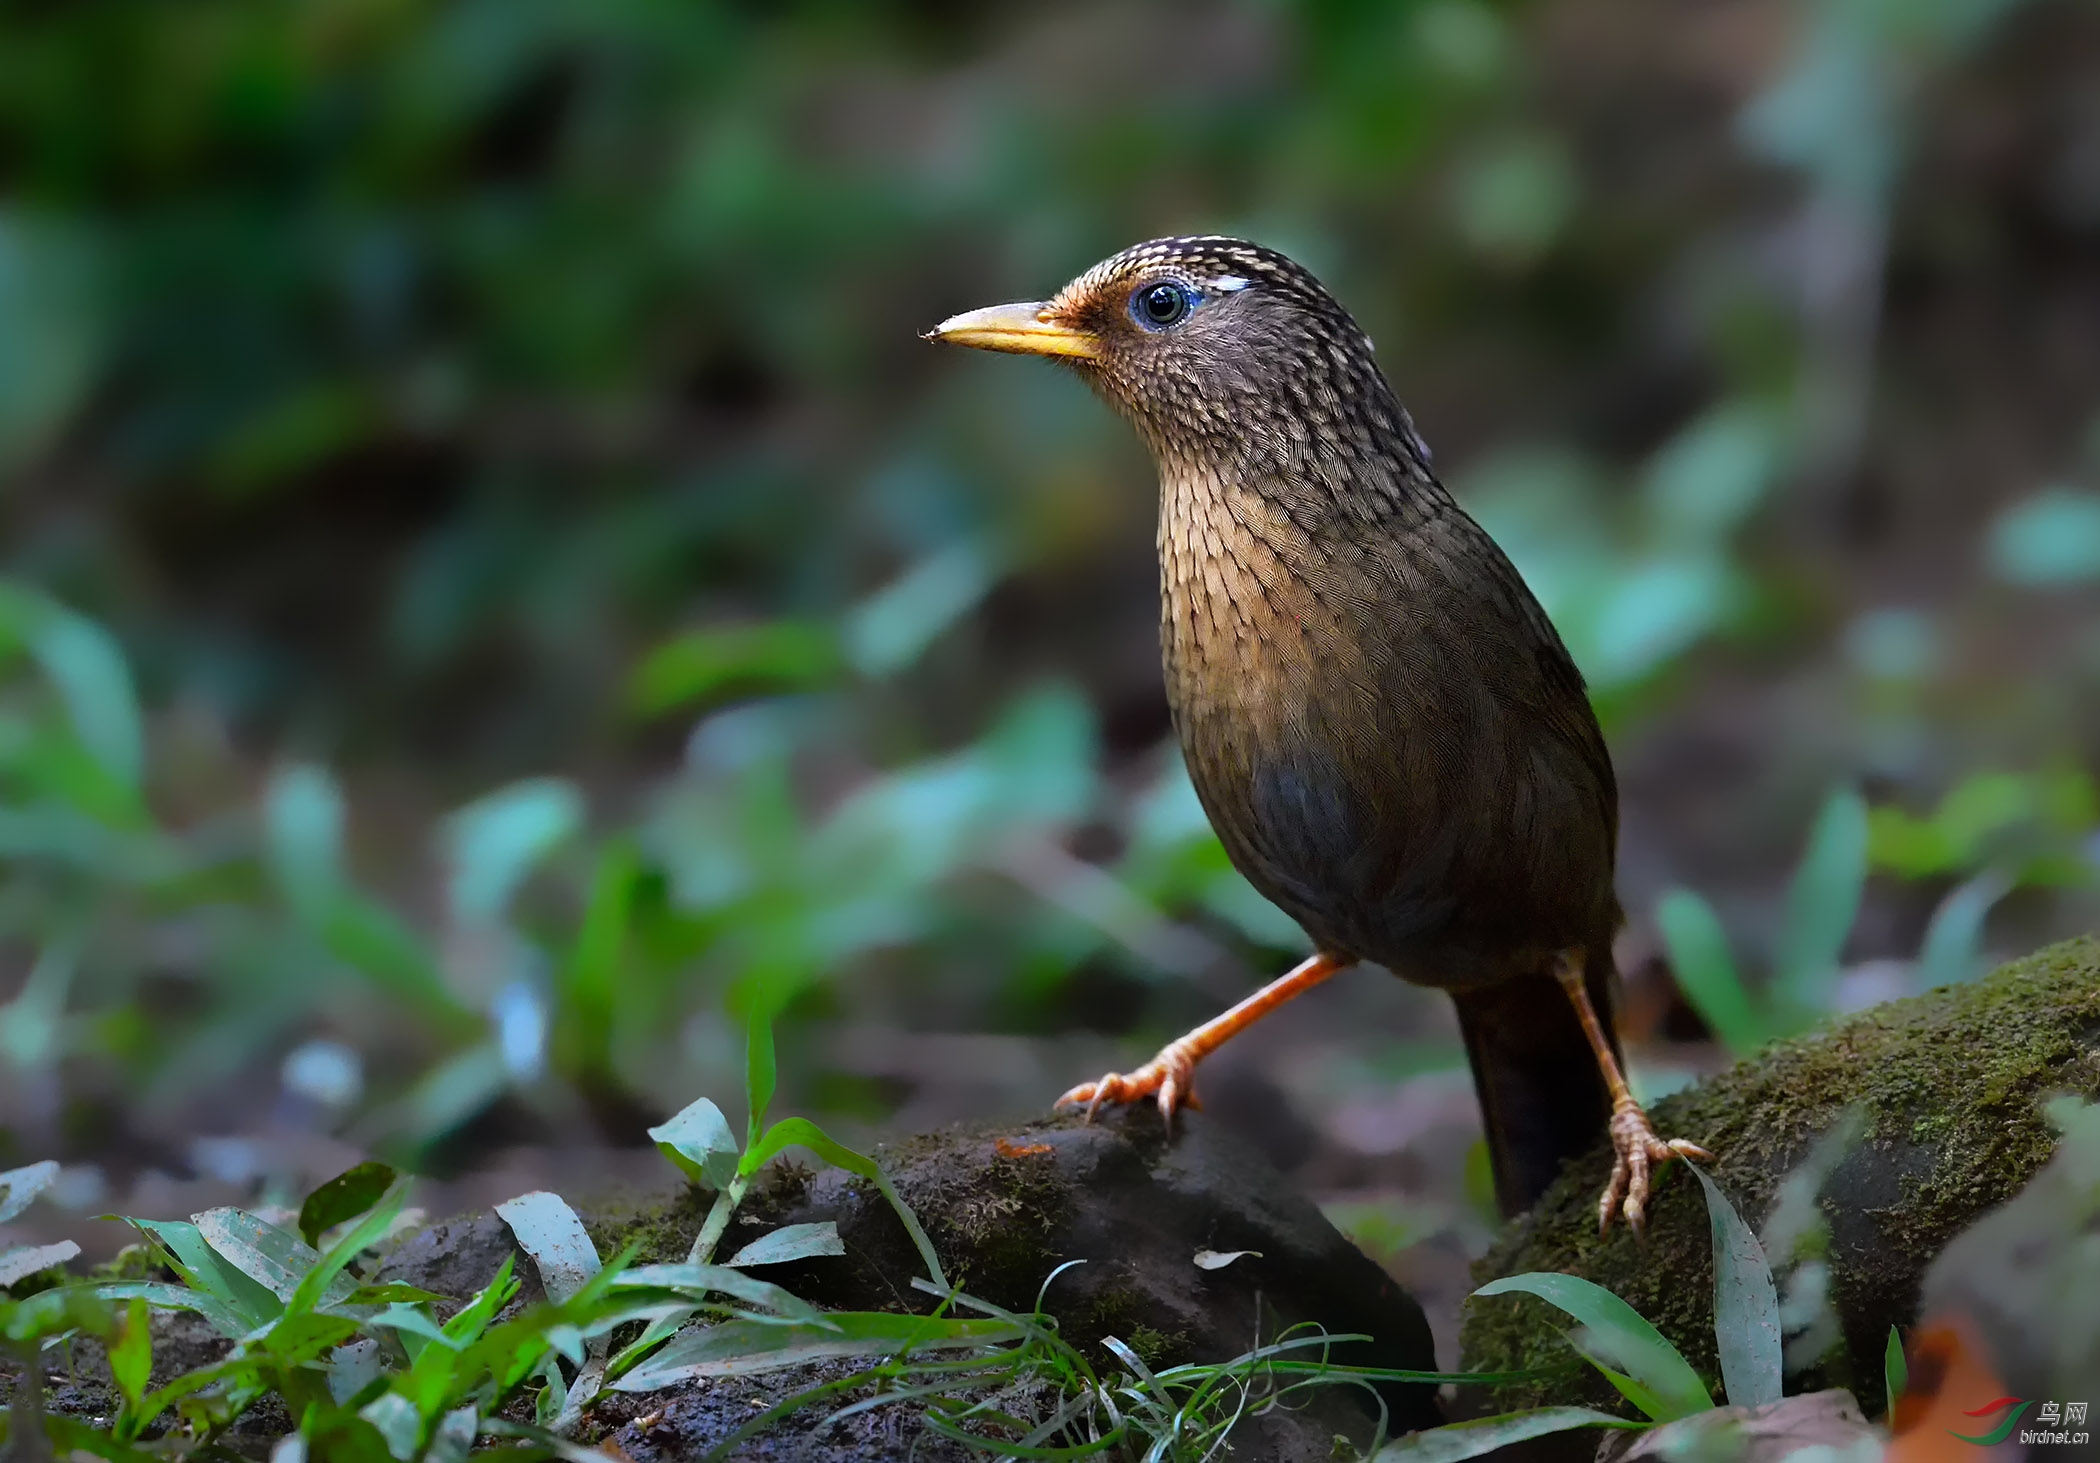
<box><xmin>123</xmin><ymin>1217</ymin><xmax>283</xmax><ymax>1332</ymax></box>
<box><xmin>292</xmin><ymin>1178</ymin><xmax>409</xmax><ymax>1317</ymax></box>
<box><xmin>1370</xmin><ymin>1407</ymin><xmax>1647</xmax><ymax>1462</ymax></box>
<box><xmin>1655</xmin><ymin>889</ymin><xmax>1762</xmax><ymax>1057</ymax></box>
<box><xmin>1773</xmin><ymin>786</ymin><xmax>1868</xmax><ymax>1017</ymax></box>
<box><xmin>611</xmin><ymin>1312</ymin><xmax>1019</xmax><ymax>1390</ymax></box>
<box><xmin>90</xmin><ymin>1280</ymin><xmax>250</xmax><ymax>1340</ymax></box>
<box><xmin>194</xmin><ymin>1207</ymin><xmax>351</xmax><ymax>1307</ymax></box>
<box><xmin>746</xmin><ymin>1007</ymin><xmax>777</xmax><ymax>1148</ymax></box>
<box><xmin>745</xmin><ymin>1116</ymin><xmax>947</xmax><ymax>1289</ymax></box>
<box><xmin>1916</xmin><ymin>871</ymin><xmax>2010</xmax><ymax>988</ymax></box>
<box><xmin>612</xmin><ymin>1262</ymin><xmax>834</xmax><ymax>1325</ymax></box>
<box><xmin>1883</xmin><ymin>1325</ymin><xmax>1906</xmax><ymax>1417</ymax></box>
<box><xmin>1688</xmin><ymin>1166</ymin><xmax>1780</xmax><ymax>1405</ymax></box>
<box><xmin>1473</xmin><ymin>1273</ymin><xmax>1711</xmax><ymax>1421</ymax></box>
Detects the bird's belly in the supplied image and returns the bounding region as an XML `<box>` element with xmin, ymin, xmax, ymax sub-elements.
<box><xmin>1165</xmin><ymin>637</ymin><xmax>1597</xmax><ymax>988</ymax></box>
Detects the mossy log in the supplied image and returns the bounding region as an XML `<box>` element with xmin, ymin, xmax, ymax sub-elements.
<box><xmin>1461</xmin><ymin>936</ymin><xmax>2100</xmax><ymax>1421</ymax></box>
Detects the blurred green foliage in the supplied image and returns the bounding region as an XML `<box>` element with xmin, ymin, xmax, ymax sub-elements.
<box><xmin>0</xmin><ymin>0</ymin><xmax>2094</xmax><ymax>1164</ymax></box>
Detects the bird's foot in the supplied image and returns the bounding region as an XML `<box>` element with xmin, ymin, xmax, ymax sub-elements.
<box><xmin>1055</xmin><ymin>1038</ymin><xmax>1205</xmax><ymax>1128</ymax></box>
<box><xmin>1599</xmin><ymin>1102</ymin><xmax>1711</xmax><ymax>1237</ymax></box>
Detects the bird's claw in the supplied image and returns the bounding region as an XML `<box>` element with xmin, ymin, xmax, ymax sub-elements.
<box><xmin>1055</xmin><ymin>1042</ymin><xmax>1203</xmax><ymax>1129</ymax></box>
<box><xmin>1598</xmin><ymin>1103</ymin><xmax>1711</xmax><ymax>1238</ymax></box>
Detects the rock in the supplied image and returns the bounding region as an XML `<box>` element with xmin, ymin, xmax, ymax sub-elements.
<box><xmin>584</xmin><ymin>1105</ymin><xmax>1443</xmax><ymax>1458</ymax></box>
<box><xmin>373</xmin><ymin>1208</ymin><xmax>546</xmax><ymax>1315</ymax></box>
<box><xmin>1462</xmin><ymin>937</ymin><xmax>2100</xmax><ymax>1421</ymax></box>
<box><xmin>357</xmin><ymin>1106</ymin><xmax>1446</xmax><ymax>1457</ymax></box>
<box><xmin>1910</xmin><ymin>1093</ymin><xmax>2100</xmax><ymax>1403</ymax></box>
<box><xmin>22</xmin><ymin>1106</ymin><xmax>1436</xmax><ymax>1459</ymax></box>
<box><xmin>1598</xmin><ymin>1390</ymin><xmax>1877</xmax><ymax>1463</ymax></box>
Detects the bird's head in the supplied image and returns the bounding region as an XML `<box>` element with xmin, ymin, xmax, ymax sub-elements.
<box><xmin>926</xmin><ymin>236</ymin><xmax>1418</xmax><ymax>470</ymax></box>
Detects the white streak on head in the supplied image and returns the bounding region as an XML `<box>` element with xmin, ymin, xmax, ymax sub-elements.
<box><xmin>1209</xmin><ymin>275</ymin><xmax>1252</xmax><ymax>293</ymax></box>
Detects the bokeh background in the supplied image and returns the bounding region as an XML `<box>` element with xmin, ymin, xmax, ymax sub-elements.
<box><xmin>4</xmin><ymin>0</ymin><xmax>2100</xmax><ymax>1363</ymax></box>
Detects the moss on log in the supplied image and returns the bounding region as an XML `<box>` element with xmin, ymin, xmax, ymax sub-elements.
<box><xmin>1461</xmin><ymin>936</ymin><xmax>2100</xmax><ymax>1419</ymax></box>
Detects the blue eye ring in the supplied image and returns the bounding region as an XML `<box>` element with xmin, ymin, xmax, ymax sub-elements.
<box><xmin>1131</xmin><ymin>280</ymin><xmax>1195</xmax><ymax>330</ymax></box>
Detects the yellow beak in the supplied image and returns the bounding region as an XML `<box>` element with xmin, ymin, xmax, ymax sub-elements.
<box><xmin>923</xmin><ymin>302</ymin><xmax>1100</xmax><ymax>360</ymax></box>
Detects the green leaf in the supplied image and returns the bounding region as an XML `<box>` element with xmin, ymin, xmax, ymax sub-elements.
<box><xmin>129</xmin><ymin>1346</ymin><xmax>267</xmax><ymax>1434</ymax></box>
<box><xmin>327</xmin><ymin>1337</ymin><xmax>390</xmax><ymax>1407</ymax></box>
<box><xmin>842</xmin><ymin>540</ymin><xmax>999</xmax><ymax>678</ymax></box>
<box><xmin>193</xmin><ymin>1207</ymin><xmax>352</xmax><ymax>1308</ymax></box>
<box><xmin>611</xmin><ymin>1311</ymin><xmax>1019</xmax><ymax>1391</ymax></box>
<box><xmin>440</xmin><ymin>776</ymin><xmax>583</xmax><ymax>926</ymax></box>
<box><xmin>745</xmin><ymin>1008</ymin><xmax>777</xmax><ymax>1149</ymax></box>
<box><xmin>290</xmin><ymin>1179</ymin><xmax>410</xmax><ymax>1318</ymax></box>
<box><xmin>649</xmin><ymin>1097</ymin><xmax>742</xmax><ymax>1192</ymax></box>
<box><xmin>0</xmin><ymin>583</ymin><xmax>143</xmax><ymax>792</ymax></box>
<box><xmin>37</xmin><ymin>1416</ymin><xmax>165</xmax><ymax>1463</ymax></box>
<box><xmin>1773</xmin><ymin>787</ymin><xmax>1868</xmax><ymax>1018</ymax></box>
<box><xmin>1370</xmin><ymin>1407</ymin><xmax>1647</xmax><ymax>1462</ymax></box>
<box><xmin>0</xmin><ymin>1160</ymin><xmax>60</xmax><ymax>1225</ymax></box>
<box><xmin>1473</xmin><ymin>1273</ymin><xmax>1712</xmax><ymax>1421</ymax></box>
<box><xmin>1916</xmin><ymin>871</ymin><xmax>2010</xmax><ymax>987</ymax></box>
<box><xmin>108</xmin><ymin>1296</ymin><xmax>151</xmax><ymax>1412</ymax></box>
<box><xmin>359</xmin><ymin>1390</ymin><xmax>425</xmax><ymax>1461</ymax></box>
<box><xmin>1760</xmin><ymin>1108</ymin><xmax>1866</xmax><ymax>1264</ymax></box>
<box><xmin>628</xmin><ymin>620</ymin><xmax>842</xmax><ymax>716</ymax></box>
<box><xmin>123</xmin><ymin>1218</ymin><xmax>283</xmax><ymax>1333</ymax></box>
<box><xmin>381</xmin><ymin>1040</ymin><xmax>510</xmax><ymax>1151</ymax></box>
<box><xmin>495</xmin><ymin>1190</ymin><xmax>603</xmax><ymax>1306</ymax></box>
<box><xmin>724</xmin><ymin>1222</ymin><xmax>843</xmax><ymax>1268</ymax></box>
<box><xmin>427</xmin><ymin>1405</ymin><xmax>477</xmax><ymax>1463</ymax></box>
<box><xmin>482</xmin><ymin>1417</ymin><xmax>639</xmax><ymax>1463</ymax></box>
<box><xmin>265</xmin><ymin>763</ymin><xmax>346</xmax><ymax>917</ymax></box>
<box><xmin>1573</xmin><ymin>1352</ymin><xmax>1672</xmax><ymax>1421</ymax></box>
<box><xmin>0</xmin><ymin>217</ymin><xmax>103</xmax><ymax>473</ymax></box>
<box><xmin>299</xmin><ymin>1162</ymin><xmax>399</xmax><ymax>1249</ymax></box>
<box><xmin>554</xmin><ymin>841</ymin><xmax>639</xmax><ymax>1082</ymax></box>
<box><xmin>1988</xmin><ymin>486</ymin><xmax>2100</xmax><ymax>586</ymax></box>
<box><xmin>442</xmin><ymin>1253</ymin><xmax>517</xmax><ymax>1347</ymax></box>
<box><xmin>1688</xmin><ymin>1166</ymin><xmax>1781</xmax><ymax>1406</ymax></box>
<box><xmin>1884</xmin><ymin>1325</ymin><xmax>1907</xmax><ymax>1416</ymax></box>
<box><xmin>91</xmin><ymin>1280</ymin><xmax>251</xmax><ymax>1340</ymax></box>
<box><xmin>262</xmin><ymin>1310</ymin><xmax>361</xmax><ymax>1365</ymax></box>
<box><xmin>1641</xmin><ymin>403</ymin><xmax>1781</xmax><ymax>549</ymax></box>
<box><xmin>366</xmin><ymin>1301</ymin><xmax>455</xmax><ymax>1357</ymax></box>
<box><xmin>209</xmin><ymin>381</ymin><xmax>373</xmax><ymax>495</ymax></box>
<box><xmin>341</xmin><ymin>1282</ymin><xmax>448</xmax><ymax>1306</ymax></box>
<box><xmin>1655</xmin><ymin>889</ymin><xmax>1763</xmax><ymax>1057</ymax></box>
<box><xmin>318</xmin><ymin>893</ymin><xmax>471</xmax><ymax>1025</ymax></box>
<box><xmin>741</xmin><ymin>1116</ymin><xmax>947</xmax><ymax>1290</ymax></box>
<box><xmin>534</xmin><ymin>1352</ymin><xmax>568</xmax><ymax>1427</ymax></box>
<box><xmin>611</xmin><ymin>1263</ymin><xmax>832</xmax><ymax>1325</ymax></box>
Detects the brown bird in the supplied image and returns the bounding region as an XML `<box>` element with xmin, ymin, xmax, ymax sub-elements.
<box><xmin>927</xmin><ymin>236</ymin><xmax>1708</xmax><ymax>1232</ymax></box>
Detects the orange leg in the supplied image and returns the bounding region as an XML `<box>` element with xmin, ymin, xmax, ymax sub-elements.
<box><xmin>1058</xmin><ymin>952</ymin><xmax>1353</xmax><ymax>1126</ymax></box>
<box><xmin>1553</xmin><ymin>948</ymin><xmax>1712</xmax><ymax>1236</ymax></box>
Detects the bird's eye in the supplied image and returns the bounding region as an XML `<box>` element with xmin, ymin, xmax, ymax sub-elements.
<box><xmin>1131</xmin><ymin>281</ymin><xmax>1194</xmax><ymax>330</ymax></box>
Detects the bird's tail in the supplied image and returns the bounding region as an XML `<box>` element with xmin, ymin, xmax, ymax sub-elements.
<box><xmin>1452</xmin><ymin>940</ymin><xmax>1618</xmax><ymax>1218</ymax></box>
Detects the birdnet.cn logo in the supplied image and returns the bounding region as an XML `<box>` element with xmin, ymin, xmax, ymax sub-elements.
<box><xmin>1949</xmin><ymin>1397</ymin><xmax>2089</xmax><ymax>1447</ymax></box>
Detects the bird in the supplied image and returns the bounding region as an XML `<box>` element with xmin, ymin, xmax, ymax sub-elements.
<box><xmin>926</xmin><ymin>236</ymin><xmax>1708</xmax><ymax>1233</ymax></box>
